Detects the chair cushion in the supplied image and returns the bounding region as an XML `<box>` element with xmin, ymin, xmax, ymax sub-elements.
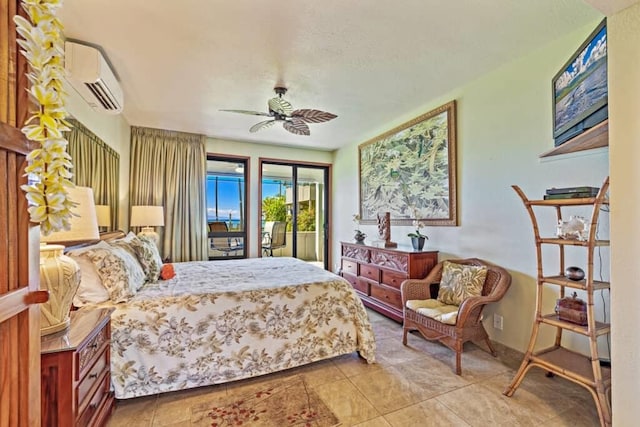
<box><xmin>437</xmin><ymin>261</ymin><xmax>488</xmax><ymax>306</ymax></box>
<box><xmin>406</xmin><ymin>299</ymin><xmax>459</xmax><ymax>325</ymax></box>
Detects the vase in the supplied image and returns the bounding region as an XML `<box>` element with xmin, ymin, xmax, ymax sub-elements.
<box><xmin>410</xmin><ymin>236</ymin><xmax>426</xmax><ymax>250</ymax></box>
<box><xmin>354</xmin><ymin>235</ymin><xmax>366</xmax><ymax>244</ymax></box>
<box><xmin>39</xmin><ymin>244</ymin><xmax>81</xmax><ymax>336</ymax></box>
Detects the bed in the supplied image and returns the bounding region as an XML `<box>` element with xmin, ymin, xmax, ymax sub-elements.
<box><xmin>72</xmin><ymin>242</ymin><xmax>376</xmax><ymax>399</ymax></box>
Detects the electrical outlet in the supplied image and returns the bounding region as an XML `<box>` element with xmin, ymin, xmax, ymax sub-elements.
<box><xmin>493</xmin><ymin>314</ymin><xmax>503</xmax><ymax>330</ymax></box>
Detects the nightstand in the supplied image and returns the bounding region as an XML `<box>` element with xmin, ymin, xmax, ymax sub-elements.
<box><xmin>41</xmin><ymin>307</ymin><xmax>115</xmax><ymax>427</ymax></box>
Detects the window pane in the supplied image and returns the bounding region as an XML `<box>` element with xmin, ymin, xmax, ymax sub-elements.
<box><xmin>206</xmin><ymin>158</ymin><xmax>246</xmax><ymax>259</ymax></box>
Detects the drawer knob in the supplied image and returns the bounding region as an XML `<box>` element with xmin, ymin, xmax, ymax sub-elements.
<box><xmin>89</xmin><ymin>373</ymin><xmax>98</xmax><ymax>379</ymax></box>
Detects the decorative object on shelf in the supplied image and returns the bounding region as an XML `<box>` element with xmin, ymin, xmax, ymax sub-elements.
<box><xmin>376</xmin><ymin>211</ymin><xmax>397</xmax><ymax>248</ymax></box>
<box><xmin>408</xmin><ymin>219</ymin><xmax>428</xmax><ymax>250</ymax></box>
<box><xmin>556</xmin><ymin>215</ymin><xmax>589</xmax><ymax>240</ymax></box>
<box><xmin>358</xmin><ymin>100</ymin><xmax>457</xmax><ymax>226</ymax></box>
<box><xmin>564</xmin><ymin>266</ymin><xmax>586</xmax><ymax>281</ymax></box>
<box><xmin>555</xmin><ymin>292</ymin><xmax>588</xmax><ymax>325</ymax></box>
<box><xmin>39</xmin><ymin>186</ymin><xmax>100</xmax><ymax>335</ymax></box>
<box><xmin>352</xmin><ymin>213</ymin><xmax>366</xmax><ymax>243</ymax></box>
<box><xmin>130</xmin><ymin>205</ymin><xmax>164</xmax><ymax>246</ymax></box>
<box><xmin>95</xmin><ymin>205</ymin><xmax>111</xmax><ymax>232</ymax></box>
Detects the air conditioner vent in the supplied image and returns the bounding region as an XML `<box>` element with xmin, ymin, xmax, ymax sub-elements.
<box><xmin>65</xmin><ymin>41</ymin><xmax>124</xmax><ymax>114</ymax></box>
<box><xmin>85</xmin><ymin>81</ymin><xmax>121</xmax><ymax>111</ymax></box>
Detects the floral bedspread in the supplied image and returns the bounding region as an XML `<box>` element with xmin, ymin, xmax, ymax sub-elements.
<box><xmin>88</xmin><ymin>257</ymin><xmax>376</xmax><ymax>399</ymax></box>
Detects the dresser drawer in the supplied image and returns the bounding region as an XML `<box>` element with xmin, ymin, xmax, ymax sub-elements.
<box><xmin>341</xmin><ymin>272</ymin><xmax>357</xmax><ymax>286</ymax></box>
<box><xmin>354</xmin><ymin>277</ymin><xmax>371</xmax><ymax>295</ymax></box>
<box><xmin>76</xmin><ymin>324</ymin><xmax>109</xmax><ymax>381</ymax></box>
<box><xmin>381</xmin><ymin>270</ymin><xmax>408</xmax><ymax>289</ymax></box>
<box><xmin>370</xmin><ymin>283</ymin><xmax>402</xmax><ymax>310</ymax></box>
<box><xmin>341</xmin><ymin>259</ymin><xmax>358</xmax><ymax>276</ymax></box>
<box><xmin>77</xmin><ymin>349</ymin><xmax>109</xmax><ymax>411</ymax></box>
<box><xmin>360</xmin><ymin>264</ymin><xmax>380</xmax><ymax>282</ymax></box>
<box><xmin>77</xmin><ymin>374</ymin><xmax>110</xmax><ymax>427</ymax></box>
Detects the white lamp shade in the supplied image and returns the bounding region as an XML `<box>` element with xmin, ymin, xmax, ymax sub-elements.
<box><xmin>41</xmin><ymin>186</ymin><xmax>100</xmax><ymax>245</ymax></box>
<box><xmin>130</xmin><ymin>205</ymin><xmax>164</xmax><ymax>227</ymax></box>
<box><xmin>95</xmin><ymin>205</ymin><xmax>111</xmax><ymax>227</ymax></box>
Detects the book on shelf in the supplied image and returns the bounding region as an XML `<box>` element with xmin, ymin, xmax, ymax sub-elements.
<box><xmin>543</xmin><ymin>192</ymin><xmax>598</xmax><ymax>200</ymax></box>
<box><xmin>545</xmin><ymin>186</ymin><xmax>599</xmax><ymax>196</ymax></box>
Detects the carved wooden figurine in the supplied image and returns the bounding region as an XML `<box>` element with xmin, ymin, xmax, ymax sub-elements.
<box><xmin>377</xmin><ymin>212</ymin><xmax>397</xmax><ymax>248</ymax></box>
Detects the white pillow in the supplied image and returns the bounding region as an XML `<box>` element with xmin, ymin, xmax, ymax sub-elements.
<box><xmin>69</xmin><ymin>253</ymin><xmax>109</xmax><ymax>307</ymax></box>
<box><xmin>109</xmin><ymin>245</ymin><xmax>146</xmax><ymax>291</ymax></box>
<box><xmin>67</xmin><ymin>241</ymin><xmax>112</xmax><ymax>307</ymax></box>
<box><xmin>72</xmin><ymin>240</ymin><xmax>144</xmax><ymax>303</ymax></box>
<box><xmin>129</xmin><ymin>235</ymin><xmax>163</xmax><ymax>282</ymax></box>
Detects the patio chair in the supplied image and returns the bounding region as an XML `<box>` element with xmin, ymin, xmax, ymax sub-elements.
<box><xmin>209</xmin><ymin>221</ymin><xmax>242</xmax><ymax>256</ymax></box>
<box><xmin>261</xmin><ymin>221</ymin><xmax>287</xmax><ymax>256</ymax></box>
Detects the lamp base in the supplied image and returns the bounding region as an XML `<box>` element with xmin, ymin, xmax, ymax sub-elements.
<box><xmin>41</xmin><ymin>317</ymin><xmax>71</xmax><ymax>336</ymax></box>
<box><xmin>137</xmin><ymin>227</ymin><xmax>159</xmax><ymax>246</ymax></box>
<box><xmin>39</xmin><ymin>244</ymin><xmax>80</xmax><ymax>336</ymax></box>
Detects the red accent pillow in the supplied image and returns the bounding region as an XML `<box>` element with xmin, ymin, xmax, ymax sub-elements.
<box><xmin>160</xmin><ymin>263</ymin><xmax>175</xmax><ymax>280</ymax></box>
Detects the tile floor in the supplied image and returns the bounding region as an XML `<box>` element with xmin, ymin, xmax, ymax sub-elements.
<box><xmin>106</xmin><ymin>309</ymin><xmax>601</xmax><ymax>426</ymax></box>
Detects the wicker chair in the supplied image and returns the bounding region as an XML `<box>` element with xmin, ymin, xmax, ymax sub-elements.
<box><xmin>401</xmin><ymin>258</ymin><xmax>512</xmax><ymax>375</ymax></box>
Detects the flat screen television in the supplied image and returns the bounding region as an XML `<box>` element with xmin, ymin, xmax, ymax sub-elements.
<box><xmin>552</xmin><ymin>19</ymin><xmax>608</xmax><ymax>146</ymax></box>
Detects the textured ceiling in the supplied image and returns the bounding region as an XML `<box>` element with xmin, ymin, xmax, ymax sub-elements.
<box><xmin>60</xmin><ymin>0</ymin><xmax>608</xmax><ymax>151</ymax></box>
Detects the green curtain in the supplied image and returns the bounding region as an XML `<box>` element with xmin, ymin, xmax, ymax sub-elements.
<box><xmin>66</xmin><ymin>119</ymin><xmax>120</xmax><ymax>230</ymax></box>
<box><xmin>129</xmin><ymin>126</ymin><xmax>207</xmax><ymax>262</ymax></box>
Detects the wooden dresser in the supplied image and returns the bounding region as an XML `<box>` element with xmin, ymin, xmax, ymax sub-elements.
<box><xmin>40</xmin><ymin>308</ymin><xmax>115</xmax><ymax>427</ymax></box>
<box><xmin>340</xmin><ymin>242</ymin><xmax>438</xmax><ymax>322</ymax></box>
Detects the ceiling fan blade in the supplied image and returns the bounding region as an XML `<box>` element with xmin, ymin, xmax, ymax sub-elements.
<box><xmin>220</xmin><ymin>109</ymin><xmax>271</xmax><ymax>117</ymax></box>
<box><xmin>268</xmin><ymin>97</ymin><xmax>293</xmax><ymax>116</ymax></box>
<box><xmin>249</xmin><ymin>119</ymin><xmax>276</xmax><ymax>133</ymax></box>
<box><xmin>283</xmin><ymin>117</ymin><xmax>310</xmax><ymax>136</ymax></box>
<box><xmin>291</xmin><ymin>109</ymin><xmax>337</xmax><ymax>123</ymax></box>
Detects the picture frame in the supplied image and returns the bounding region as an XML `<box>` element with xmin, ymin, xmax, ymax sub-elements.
<box><xmin>358</xmin><ymin>100</ymin><xmax>457</xmax><ymax>226</ymax></box>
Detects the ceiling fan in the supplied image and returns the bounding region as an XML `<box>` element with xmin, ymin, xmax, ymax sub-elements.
<box><xmin>221</xmin><ymin>87</ymin><xmax>337</xmax><ymax>136</ymax></box>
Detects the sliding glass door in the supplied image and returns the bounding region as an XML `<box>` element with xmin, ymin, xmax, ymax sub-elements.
<box><xmin>206</xmin><ymin>155</ymin><xmax>248</xmax><ymax>259</ymax></box>
<box><xmin>260</xmin><ymin>161</ymin><xmax>329</xmax><ymax>269</ymax></box>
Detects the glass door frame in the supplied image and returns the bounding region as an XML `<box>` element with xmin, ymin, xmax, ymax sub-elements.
<box><xmin>258</xmin><ymin>158</ymin><xmax>332</xmax><ymax>270</ymax></box>
<box><xmin>206</xmin><ymin>153</ymin><xmax>250</xmax><ymax>259</ymax></box>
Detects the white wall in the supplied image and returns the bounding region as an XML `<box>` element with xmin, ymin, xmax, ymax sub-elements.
<box><xmin>65</xmin><ymin>83</ymin><xmax>131</xmax><ymax>229</ymax></box>
<box><xmin>608</xmin><ymin>2</ymin><xmax>640</xmax><ymax>422</ymax></box>
<box><xmin>333</xmin><ymin>19</ymin><xmax>610</xmax><ymax>356</ymax></box>
<box><xmin>206</xmin><ymin>138</ymin><xmax>332</xmax><ymax>258</ymax></box>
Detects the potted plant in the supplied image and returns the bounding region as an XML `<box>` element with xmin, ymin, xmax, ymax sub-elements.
<box><xmin>407</xmin><ymin>219</ymin><xmax>428</xmax><ymax>250</ymax></box>
<box><xmin>352</xmin><ymin>214</ymin><xmax>366</xmax><ymax>243</ymax></box>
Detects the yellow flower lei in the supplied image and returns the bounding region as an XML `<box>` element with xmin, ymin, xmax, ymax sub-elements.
<box><xmin>14</xmin><ymin>0</ymin><xmax>74</xmax><ymax>235</ymax></box>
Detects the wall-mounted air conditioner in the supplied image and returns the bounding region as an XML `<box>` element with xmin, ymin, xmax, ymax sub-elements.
<box><xmin>64</xmin><ymin>41</ymin><xmax>124</xmax><ymax>114</ymax></box>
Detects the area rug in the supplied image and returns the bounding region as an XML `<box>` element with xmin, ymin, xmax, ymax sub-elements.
<box><xmin>190</xmin><ymin>375</ymin><xmax>340</xmax><ymax>426</ymax></box>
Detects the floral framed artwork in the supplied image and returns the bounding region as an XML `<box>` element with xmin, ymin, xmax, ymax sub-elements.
<box><xmin>358</xmin><ymin>100</ymin><xmax>457</xmax><ymax>226</ymax></box>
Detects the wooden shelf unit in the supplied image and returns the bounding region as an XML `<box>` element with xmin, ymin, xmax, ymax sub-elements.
<box><xmin>503</xmin><ymin>176</ymin><xmax>611</xmax><ymax>427</ymax></box>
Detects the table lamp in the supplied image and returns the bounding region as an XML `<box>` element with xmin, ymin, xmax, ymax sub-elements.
<box><xmin>95</xmin><ymin>204</ymin><xmax>111</xmax><ymax>231</ymax></box>
<box><xmin>40</xmin><ymin>186</ymin><xmax>100</xmax><ymax>335</ymax></box>
<box><xmin>130</xmin><ymin>205</ymin><xmax>164</xmax><ymax>245</ymax></box>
